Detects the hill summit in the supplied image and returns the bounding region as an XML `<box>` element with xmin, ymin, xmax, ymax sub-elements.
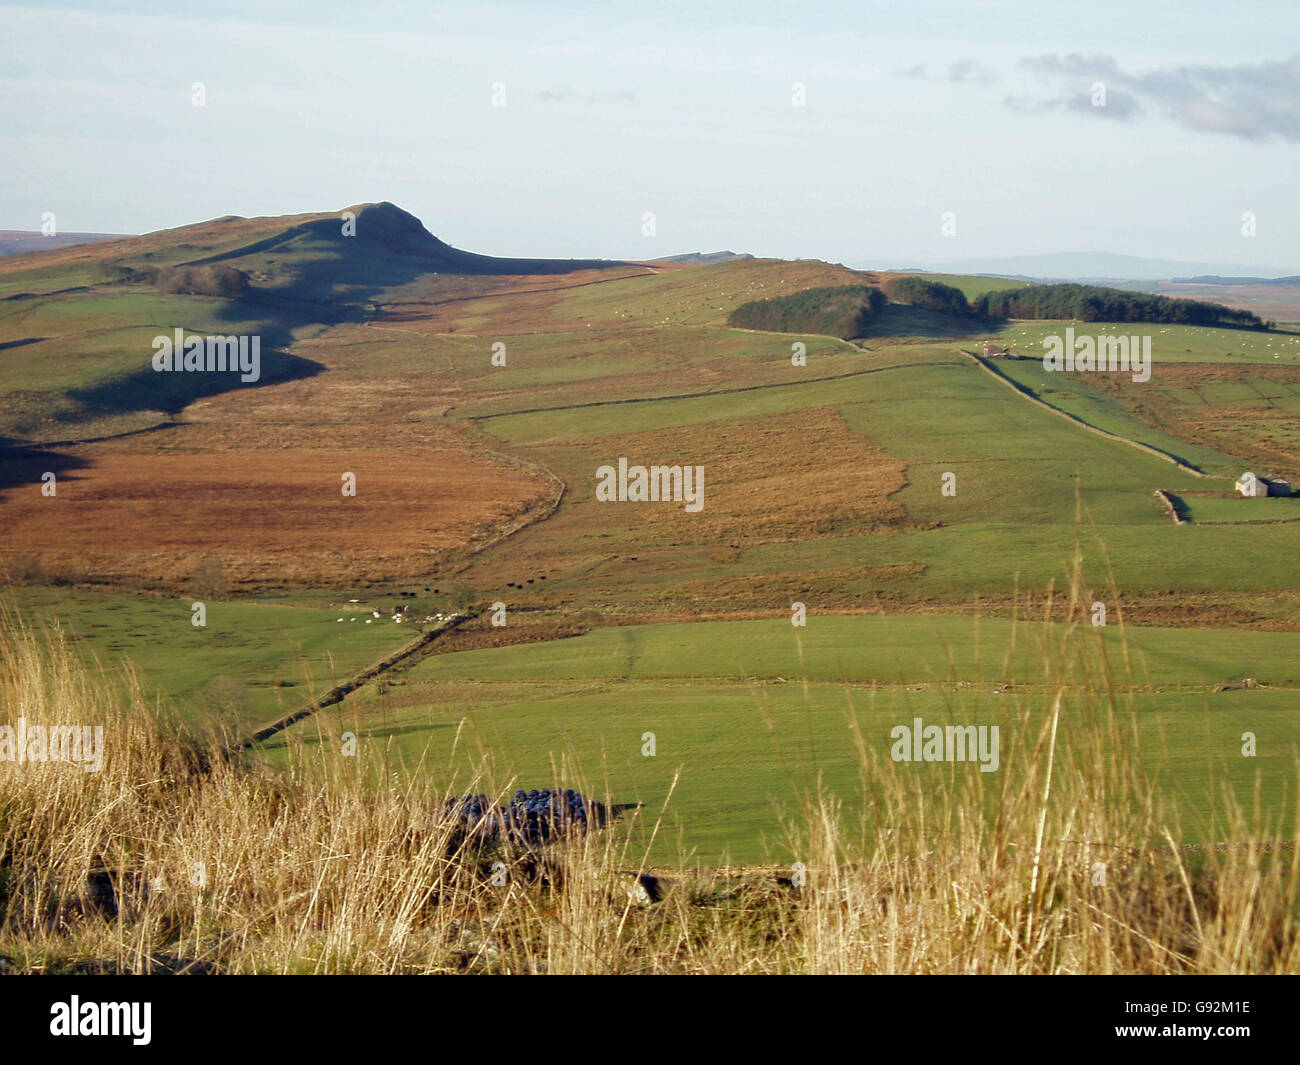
<box><xmin>0</xmin><ymin>201</ymin><xmax>626</xmax><ymax>303</ymax></box>
<box><xmin>180</xmin><ymin>200</ymin><xmax>623</xmax><ymax>286</ymax></box>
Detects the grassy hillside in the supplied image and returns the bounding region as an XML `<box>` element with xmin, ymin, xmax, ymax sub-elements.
<box><xmin>1</xmin><ymin>203</ymin><xmax>1297</xmax><ymax>873</ymax></box>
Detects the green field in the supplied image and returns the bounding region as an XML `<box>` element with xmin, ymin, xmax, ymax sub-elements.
<box><xmin>3</xmin><ymin>214</ymin><xmax>1298</xmax><ymax>868</ymax></box>
<box><xmin>255</xmin><ymin>615</ymin><xmax>1300</xmax><ymax>863</ymax></box>
<box><xmin>1179</xmin><ymin>494</ymin><xmax>1300</xmax><ymax>524</ymax></box>
<box><xmin>9</xmin><ymin>587</ymin><xmax>414</xmax><ymax>729</ymax></box>
<box><xmin>995</xmin><ymin>320</ymin><xmax>1300</xmax><ymax>365</ymax></box>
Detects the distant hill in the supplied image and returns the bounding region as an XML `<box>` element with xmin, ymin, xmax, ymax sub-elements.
<box><xmin>0</xmin><ymin>230</ymin><xmax>128</xmax><ymax>256</ymax></box>
<box><xmin>1169</xmin><ymin>275</ymin><xmax>1300</xmax><ymax>286</ymax></box>
<box><xmin>172</xmin><ymin>201</ymin><xmax>625</xmax><ymax>281</ymax></box>
<box><xmin>0</xmin><ymin>201</ymin><xmax>638</xmax><ymax>438</ymax></box>
<box><xmin>0</xmin><ymin>201</ymin><xmax>629</xmax><ymax>306</ymax></box>
<box><xmin>887</xmin><ymin>251</ymin><xmax>1298</xmax><ymax>283</ymax></box>
<box><xmin>654</xmin><ymin>251</ymin><xmax>754</xmax><ymax>266</ymax></box>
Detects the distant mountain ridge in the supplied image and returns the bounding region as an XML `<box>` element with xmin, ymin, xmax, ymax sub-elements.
<box><xmin>1169</xmin><ymin>275</ymin><xmax>1300</xmax><ymax>286</ymax></box>
<box><xmin>654</xmin><ymin>250</ymin><xmax>754</xmax><ymax>265</ymax></box>
<box><xmin>0</xmin><ymin>230</ymin><xmax>128</xmax><ymax>256</ymax></box>
<box><xmin>883</xmin><ymin>251</ymin><xmax>1298</xmax><ymax>282</ymax></box>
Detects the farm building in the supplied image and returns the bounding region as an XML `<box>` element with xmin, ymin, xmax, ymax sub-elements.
<box><xmin>983</xmin><ymin>343</ymin><xmax>1011</xmax><ymax>357</ymax></box>
<box><xmin>1235</xmin><ymin>472</ymin><xmax>1292</xmax><ymax>497</ymax></box>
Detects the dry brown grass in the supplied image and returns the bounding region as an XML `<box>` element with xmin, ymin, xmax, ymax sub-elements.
<box><xmin>1089</xmin><ymin>363</ymin><xmax>1300</xmax><ymax>479</ymax></box>
<box><xmin>590</xmin><ymin>406</ymin><xmax>906</xmax><ymax>544</ymax></box>
<box><xmin>0</xmin><ymin>593</ymin><xmax>1297</xmax><ymax>975</ymax></box>
<box><xmin>0</xmin><ymin>446</ymin><xmax>551</xmax><ymax>589</ymax></box>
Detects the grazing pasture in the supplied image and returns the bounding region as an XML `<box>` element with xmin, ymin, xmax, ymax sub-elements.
<box><xmin>261</xmin><ymin>614</ymin><xmax>1300</xmax><ymax>863</ymax></box>
<box><xmin>1</xmin><ymin>207</ymin><xmax>1296</xmax><ymax>869</ymax></box>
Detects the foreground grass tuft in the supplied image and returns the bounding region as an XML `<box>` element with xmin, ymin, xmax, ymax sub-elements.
<box><xmin>0</xmin><ymin>602</ymin><xmax>1296</xmax><ymax>974</ymax></box>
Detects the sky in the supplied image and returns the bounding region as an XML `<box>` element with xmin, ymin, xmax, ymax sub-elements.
<box><xmin>2</xmin><ymin>0</ymin><xmax>1298</xmax><ymax>270</ymax></box>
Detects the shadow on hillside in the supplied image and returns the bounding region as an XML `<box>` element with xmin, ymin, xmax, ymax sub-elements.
<box><xmin>188</xmin><ymin>202</ymin><xmax>627</xmax><ymax>311</ymax></box>
<box><xmin>0</xmin><ymin>336</ymin><xmax>47</xmax><ymax>352</ymax></box>
<box><xmin>64</xmin><ymin>332</ymin><xmax>325</xmax><ymax>418</ymax></box>
<box><xmin>1162</xmin><ymin>491</ymin><xmax>1193</xmax><ymax>523</ymax></box>
<box><xmin>12</xmin><ymin>203</ymin><xmax>625</xmax><ymax>446</ymax></box>
<box><xmin>0</xmin><ymin>438</ymin><xmax>91</xmax><ymax>500</ymax></box>
<box><xmin>62</xmin><ymin>284</ymin><xmax>334</xmax><ymax>419</ymax></box>
<box><xmin>861</xmin><ymin>304</ymin><xmax>984</xmax><ymax>339</ymax></box>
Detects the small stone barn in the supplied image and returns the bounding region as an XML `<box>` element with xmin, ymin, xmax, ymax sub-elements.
<box><xmin>1236</xmin><ymin>472</ymin><xmax>1293</xmax><ymax>497</ymax></box>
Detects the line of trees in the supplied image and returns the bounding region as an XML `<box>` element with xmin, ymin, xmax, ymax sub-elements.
<box><xmin>884</xmin><ymin>277</ymin><xmax>973</xmax><ymax>318</ymax></box>
<box><xmin>728</xmin><ymin>285</ymin><xmax>885</xmax><ymax>339</ymax></box>
<box><xmin>973</xmin><ymin>283</ymin><xmax>1266</xmax><ymax>329</ymax></box>
<box><xmin>729</xmin><ymin>277</ymin><xmax>1270</xmax><ymax>338</ymax></box>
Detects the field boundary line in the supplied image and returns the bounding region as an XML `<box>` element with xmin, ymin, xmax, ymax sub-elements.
<box><xmin>236</xmin><ymin>612</ymin><xmax>474</xmax><ymax>751</ymax></box>
<box><xmin>699</xmin><ymin>321</ymin><xmax>868</xmax><ymax>354</ymax></box>
<box><xmin>464</xmin><ymin>445</ymin><xmax>566</xmax><ymax>556</ymax></box>
<box><xmin>473</xmin><ymin>361</ymin><xmax>921</xmax><ymax>421</ymax></box>
<box><xmin>1153</xmin><ymin>489</ymin><xmax>1190</xmax><ymax>525</ymax></box>
<box><xmin>0</xmin><ymin>419</ymin><xmax>181</xmax><ymax>450</ymax></box>
<box><xmin>364</xmin><ymin>265</ymin><xmax>657</xmax><ymax>323</ymax></box>
<box><xmin>956</xmin><ymin>349</ymin><xmax>1223</xmax><ymax>480</ymax></box>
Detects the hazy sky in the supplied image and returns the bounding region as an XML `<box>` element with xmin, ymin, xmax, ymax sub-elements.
<box><xmin>3</xmin><ymin>1</ymin><xmax>1298</xmax><ymax>269</ymax></box>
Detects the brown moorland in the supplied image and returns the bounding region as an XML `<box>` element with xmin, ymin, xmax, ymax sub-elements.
<box><xmin>1085</xmin><ymin>363</ymin><xmax>1300</xmax><ymax>478</ymax></box>
<box><xmin>0</xmin><ymin>443</ymin><xmax>552</xmax><ymax>589</ymax></box>
<box><xmin>432</xmin><ymin>406</ymin><xmax>911</xmax><ymax>615</ymax></box>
